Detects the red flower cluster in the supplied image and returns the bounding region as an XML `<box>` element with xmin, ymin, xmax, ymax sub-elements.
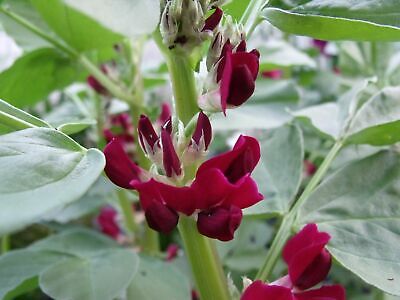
<box><xmin>104</xmin><ymin>112</ymin><xmax>263</xmax><ymax>240</ymax></box>
<box><xmin>241</xmin><ymin>224</ymin><xmax>345</xmax><ymax>300</ymax></box>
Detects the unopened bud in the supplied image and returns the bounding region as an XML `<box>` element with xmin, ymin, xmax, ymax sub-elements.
<box><xmin>138</xmin><ymin>115</ymin><xmax>159</xmax><ymax>155</ymax></box>
<box><xmin>161</xmin><ymin>127</ymin><xmax>182</xmax><ymax>177</ymax></box>
<box><xmin>191</xmin><ymin>111</ymin><xmax>212</xmax><ymax>151</ymax></box>
<box><xmin>202</xmin><ymin>7</ymin><xmax>223</xmax><ymax>32</ymax></box>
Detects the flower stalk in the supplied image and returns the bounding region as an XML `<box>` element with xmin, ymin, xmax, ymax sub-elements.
<box><xmin>161</xmin><ymin>36</ymin><xmax>230</xmax><ymax>300</ymax></box>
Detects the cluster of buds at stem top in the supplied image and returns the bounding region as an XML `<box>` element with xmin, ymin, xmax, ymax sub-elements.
<box><xmin>160</xmin><ymin>0</ymin><xmax>224</xmax><ymax>50</ymax></box>
<box><xmin>199</xmin><ymin>11</ymin><xmax>260</xmax><ymax>114</ymax></box>
<box><xmin>241</xmin><ymin>224</ymin><xmax>346</xmax><ymax>300</ymax></box>
<box><xmin>103</xmin><ymin>111</ymin><xmax>263</xmax><ymax>240</ymax></box>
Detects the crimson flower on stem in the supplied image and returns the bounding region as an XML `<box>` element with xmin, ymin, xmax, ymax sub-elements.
<box><xmin>262</xmin><ymin>69</ymin><xmax>283</xmax><ymax>80</ymax></box>
<box><xmin>202</xmin><ymin>7</ymin><xmax>223</xmax><ymax>32</ymax></box>
<box><xmin>87</xmin><ymin>65</ymin><xmax>108</xmax><ymax>95</ymax></box>
<box><xmin>241</xmin><ymin>224</ymin><xmax>346</xmax><ymax>300</ymax></box>
<box><xmin>104</xmin><ymin>112</ymin><xmax>263</xmax><ymax>240</ymax></box>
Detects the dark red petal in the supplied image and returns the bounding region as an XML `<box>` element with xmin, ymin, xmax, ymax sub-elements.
<box><xmin>202</xmin><ymin>7</ymin><xmax>223</xmax><ymax>31</ymax></box>
<box><xmin>97</xmin><ymin>206</ymin><xmax>119</xmax><ymax>239</ymax></box>
<box><xmin>232</xmin><ymin>51</ymin><xmax>259</xmax><ymax>80</ymax></box>
<box><xmin>241</xmin><ymin>281</ymin><xmax>294</xmax><ymax>300</ymax></box>
<box><xmin>197</xmin><ymin>135</ymin><xmax>260</xmax><ymax>183</ymax></box>
<box><xmin>192</xmin><ymin>111</ymin><xmax>212</xmax><ymax>150</ymax></box>
<box><xmin>294</xmin><ymin>285</ymin><xmax>346</xmax><ymax>300</ymax></box>
<box><xmin>161</xmin><ymin>128</ymin><xmax>181</xmax><ymax>177</ymax></box>
<box><xmin>145</xmin><ymin>201</ymin><xmax>179</xmax><ymax>234</ymax></box>
<box><xmin>262</xmin><ymin>69</ymin><xmax>283</xmax><ymax>80</ymax></box>
<box><xmin>158</xmin><ymin>103</ymin><xmax>172</xmax><ymax>125</ymax></box>
<box><xmin>216</xmin><ymin>40</ymin><xmax>233</xmax><ymax>82</ymax></box>
<box><xmin>132</xmin><ymin>179</ymin><xmax>196</xmax><ymax>215</ymax></box>
<box><xmin>104</xmin><ymin>139</ymin><xmax>143</xmax><ymax>189</ymax></box>
<box><xmin>283</xmin><ymin>224</ymin><xmax>331</xmax><ymax>289</ymax></box>
<box><xmin>219</xmin><ymin>49</ymin><xmax>233</xmax><ymax>114</ymax></box>
<box><xmin>295</xmin><ymin>249</ymin><xmax>332</xmax><ymax>290</ymax></box>
<box><xmin>226</xmin><ymin>175</ymin><xmax>264</xmax><ymax>209</ymax></box>
<box><xmin>236</xmin><ymin>40</ymin><xmax>247</xmax><ymax>52</ymax></box>
<box><xmin>138</xmin><ymin>115</ymin><xmax>159</xmax><ymax>154</ymax></box>
<box><xmin>197</xmin><ymin>205</ymin><xmax>242</xmax><ymax>241</ymax></box>
<box><xmin>192</xmin><ymin>168</ymin><xmax>231</xmax><ymax>209</ymax></box>
<box><xmin>225</xmin><ymin>64</ymin><xmax>255</xmax><ymax>107</ymax></box>
<box><xmin>165</xmin><ymin>244</ymin><xmax>179</xmax><ymax>261</ymax></box>
<box><xmin>103</xmin><ymin>129</ymin><xmax>115</xmax><ymax>143</ymax></box>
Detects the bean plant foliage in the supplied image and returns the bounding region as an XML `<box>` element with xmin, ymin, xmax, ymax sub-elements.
<box><xmin>0</xmin><ymin>0</ymin><xmax>400</xmax><ymax>299</ymax></box>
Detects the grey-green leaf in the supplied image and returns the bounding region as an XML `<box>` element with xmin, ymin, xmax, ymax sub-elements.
<box><xmin>0</xmin><ymin>250</ymin><xmax>66</xmax><ymax>299</ymax></box>
<box><xmin>245</xmin><ymin>124</ymin><xmax>304</xmax><ymax>217</ymax></box>
<box><xmin>0</xmin><ymin>128</ymin><xmax>105</xmax><ymax>235</ymax></box>
<box><xmin>36</xmin><ymin>229</ymin><xmax>139</xmax><ymax>300</ymax></box>
<box><xmin>264</xmin><ymin>1</ymin><xmax>400</xmax><ymax>41</ymax></box>
<box><xmin>346</xmin><ymin>87</ymin><xmax>400</xmax><ymax>145</ymax></box>
<box><xmin>298</xmin><ymin>151</ymin><xmax>400</xmax><ymax>295</ymax></box>
<box><xmin>127</xmin><ymin>255</ymin><xmax>191</xmax><ymax>300</ymax></box>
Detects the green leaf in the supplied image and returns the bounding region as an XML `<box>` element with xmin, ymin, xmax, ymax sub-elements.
<box><xmin>35</xmin><ymin>229</ymin><xmax>139</xmax><ymax>300</ymax></box>
<box><xmin>0</xmin><ymin>128</ymin><xmax>105</xmax><ymax>235</ymax></box>
<box><xmin>298</xmin><ymin>151</ymin><xmax>400</xmax><ymax>295</ymax></box>
<box><xmin>223</xmin><ymin>0</ymin><xmax>251</xmax><ymax>21</ymax></box>
<box><xmin>0</xmin><ymin>98</ymin><xmax>51</xmax><ymax>130</ymax></box>
<box><xmin>0</xmin><ymin>0</ymin><xmax>53</xmax><ymax>50</ymax></box>
<box><xmin>259</xmin><ymin>40</ymin><xmax>316</xmax><ymax>71</ymax></box>
<box><xmin>264</xmin><ymin>1</ymin><xmax>400</xmax><ymax>41</ymax></box>
<box><xmin>64</xmin><ymin>0</ymin><xmax>160</xmax><ymax>39</ymax></box>
<box><xmin>0</xmin><ymin>48</ymin><xmax>81</xmax><ymax>108</ymax></box>
<box><xmin>127</xmin><ymin>255</ymin><xmax>191</xmax><ymax>300</ymax></box>
<box><xmin>212</xmin><ymin>103</ymin><xmax>292</xmax><ymax>131</ymax></box>
<box><xmin>245</xmin><ymin>124</ymin><xmax>304</xmax><ymax>217</ymax></box>
<box><xmin>346</xmin><ymin>87</ymin><xmax>400</xmax><ymax>145</ymax></box>
<box><xmin>0</xmin><ymin>250</ymin><xmax>65</xmax><ymax>299</ymax></box>
<box><xmin>31</xmin><ymin>0</ymin><xmax>123</xmax><ymax>52</ymax></box>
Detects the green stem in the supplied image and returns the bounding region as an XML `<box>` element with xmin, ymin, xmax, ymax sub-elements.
<box><xmin>1</xmin><ymin>235</ymin><xmax>10</xmax><ymax>254</ymax></box>
<box><xmin>165</xmin><ymin>50</ymin><xmax>199</xmax><ymax>125</ymax></box>
<box><xmin>0</xmin><ymin>6</ymin><xmax>135</xmax><ymax>105</ymax></box>
<box><xmin>256</xmin><ymin>140</ymin><xmax>343</xmax><ymax>281</ymax></box>
<box><xmin>142</xmin><ymin>225</ymin><xmax>160</xmax><ymax>254</ymax></box>
<box><xmin>178</xmin><ymin>216</ymin><xmax>230</xmax><ymax>300</ymax></box>
<box><xmin>157</xmin><ymin>31</ymin><xmax>229</xmax><ymax>299</ymax></box>
<box><xmin>117</xmin><ymin>190</ymin><xmax>139</xmax><ymax>238</ymax></box>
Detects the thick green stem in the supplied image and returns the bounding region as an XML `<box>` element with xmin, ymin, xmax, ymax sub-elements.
<box><xmin>158</xmin><ymin>35</ymin><xmax>229</xmax><ymax>299</ymax></box>
<box><xmin>165</xmin><ymin>50</ymin><xmax>199</xmax><ymax>125</ymax></box>
<box><xmin>178</xmin><ymin>216</ymin><xmax>230</xmax><ymax>300</ymax></box>
<box><xmin>256</xmin><ymin>140</ymin><xmax>343</xmax><ymax>281</ymax></box>
<box><xmin>142</xmin><ymin>225</ymin><xmax>160</xmax><ymax>254</ymax></box>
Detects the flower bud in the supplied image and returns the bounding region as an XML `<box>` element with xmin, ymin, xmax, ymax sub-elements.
<box><xmin>197</xmin><ymin>205</ymin><xmax>242</xmax><ymax>241</ymax></box>
<box><xmin>145</xmin><ymin>201</ymin><xmax>179</xmax><ymax>234</ymax></box>
<box><xmin>161</xmin><ymin>127</ymin><xmax>182</xmax><ymax>177</ymax></box>
<box><xmin>191</xmin><ymin>111</ymin><xmax>212</xmax><ymax>151</ymax></box>
<box><xmin>202</xmin><ymin>7</ymin><xmax>223</xmax><ymax>32</ymax></box>
<box><xmin>160</xmin><ymin>1</ymin><xmax>180</xmax><ymax>47</ymax></box>
<box><xmin>138</xmin><ymin>115</ymin><xmax>159</xmax><ymax>155</ymax></box>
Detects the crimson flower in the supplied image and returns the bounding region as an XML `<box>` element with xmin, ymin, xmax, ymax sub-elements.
<box><xmin>283</xmin><ymin>224</ymin><xmax>332</xmax><ymax>290</ymax></box>
<box><xmin>312</xmin><ymin>39</ymin><xmax>328</xmax><ymax>54</ymax></box>
<box><xmin>104</xmin><ymin>134</ymin><xmax>263</xmax><ymax>240</ymax></box>
<box><xmin>217</xmin><ymin>40</ymin><xmax>260</xmax><ymax>113</ymax></box>
<box><xmin>262</xmin><ymin>70</ymin><xmax>283</xmax><ymax>80</ymax></box>
<box><xmin>87</xmin><ymin>65</ymin><xmax>108</xmax><ymax>95</ymax></box>
<box><xmin>96</xmin><ymin>206</ymin><xmax>120</xmax><ymax>239</ymax></box>
<box><xmin>241</xmin><ymin>224</ymin><xmax>345</xmax><ymax>300</ymax></box>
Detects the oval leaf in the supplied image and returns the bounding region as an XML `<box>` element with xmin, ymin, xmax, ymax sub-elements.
<box><xmin>0</xmin><ymin>128</ymin><xmax>105</xmax><ymax>235</ymax></box>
